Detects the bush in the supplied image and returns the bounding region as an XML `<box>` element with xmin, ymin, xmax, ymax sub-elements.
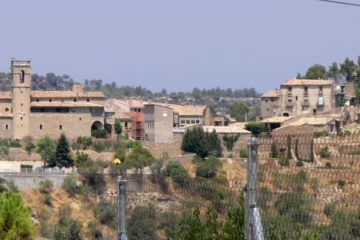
<box><xmin>78</xmin><ymin>159</ymin><xmax>106</xmax><ymax>195</ymax></box>
<box><xmin>128</xmin><ymin>206</ymin><xmax>157</xmax><ymax>240</ymax></box>
<box><xmin>42</xmin><ymin>193</ymin><xmax>52</xmax><ymax>206</ymax></box>
<box><xmin>271</xmin><ymin>142</ymin><xmax>278</xmax><ymax>158</ymax></box>
<box><xmin>313</xmin><ymin>131</ymin><xmax>329</xmax><ymax>138</ymax></box>
<box><xmin>127</xmin><ymin>140</ymin><xmax>141</xmax><ymax>149</ymax></box>
<box><xmin>94</xmin><ymin>200</ymin><xmax>117</xmax><ymax>228</ymax></box>
<box><xmin>278</xmin><ymin>156</ymin><xmax>289</xmax><ymax>167</ymax></box>
<box><xmin>87</xmin><ymin>221</ymin><xmax>103</xmax><ymax>240</ymax></box>
<box><xmin>75</xmin><ymin>136</ymin><xmax>93</xmax><ymax>150</ymax></box>
<box><xmin>165</xmin><ymin>161</ymin><xmax>188</xmax><ymax>180</ymax></box>
<box><xmin>338</xmin><ymin>179</ymin><xmax>346</xmax><ymax>188</ymax></box>
<box><xmin>222</xmin><ymin>134</ymin><xmax>239</xmax><ymax>151</ymax></box>
<box><xmin>0</xmin><ymin>139</ymin><xmax>9</xmax><ymax>158</ymax></box>
<box><xmin>36</xmin><ymin>136</ymin><xmax>56</xmax><ymax>166</ymax></box>
<box><xmin>62</xmin><ymin>175</ymin><xmax>78</xmax><ymax>197</ymax></box>
<box><xmin>325</xmin><ymin>162</ymin><xmax>332</xmax><ymax>168</ymax></box>
<box><xmin>239</xmin><ymin>148</ymin><xmax>248</xmax><ymax>158</ymax></box>
<box><xmin>324</xmin><ymin>203</ymin><xmax>335</xmax><ymax>217</ymax></box>
<box><xmin>91</xmin><ymin>129</ymin><xmax>107</xmax><ymax>139</ymax></box>
<box><xmin>54</xmin><ymin>205</ymin><xmax>82</xmax><ymax>240</ymax></box>
<box><xmin>23</xmin><ymin>136</ymin><xmax>35</xmax><ymax>154</ymax></box>
<box><xmin>245</xmin><ymin>122</ymin><xmax>267</xmax><ymax>137</ymax></box>
<box><xmin>320</xmin><ymin>146</ymin><xmax>331</xmax><ymax>159</ymax></box>
<box><xmin>196</xmin><ymin>156</ymin><xmax>222</xmax><ymax>178</ymax></box>
<box><xmin>39</xmin><ymin>180</ymin><xmax>53</xmax><ymax>194</ymax></box>
<box><xmin>93</xmin><ymin>142</ymin><xmax>106</xmax><ymax>152</ymax></box>
<box><xmin>9</xmin><ymin>139</ymin><xmax>21</xmax><ymax>148</ymax></box>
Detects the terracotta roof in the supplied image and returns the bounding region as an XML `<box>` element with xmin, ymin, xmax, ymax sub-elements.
<box><xmin>203</xmin><ymin>126</ymin><xmax>251</xmax><ymax>134</ymax></box>
<box><xmin>281</xmin><ymin>79</ymin><xmax>334</xmax><ymax>86</ymax></box>
<box><xmin>30</xmin><ymin>101</ymin><xmax>103</xmax><ymax>108</ymax></box>
<box><xmin>261</xmin><ymin>116</ymin><xmax>293</xmax><ymax>124</ymax></box>
<box><xmin>31</xmin><ymin>91</ymin><xmax>105</xmax><ymax>98</ymax></box>
<box><xmin>166</xmin><ymin>104</ymin><xmax>206</xmax><ymax>116</ymax></box>
<box><xmin>262</xmin><ymin>90</ymin><xmax>280</xmax><ymax>98</ymax></box>
<box><xmin>0</xmin><ymin>92</ymin><xmax>12</xmax><ymax>99</ymax></box>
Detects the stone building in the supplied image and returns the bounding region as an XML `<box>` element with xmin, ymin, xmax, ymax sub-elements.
<box><xmin>143</xmin><ymin>103</ymin><xmax>174</xmax><ymax>143</ymax></box>
<box><xmin>261</xmin><ymin>79</ymin><xmax>334</xmax><ymax>119</ymax></box>
<box><xmin>0</xmin><ymin>59</ymin><xmax>105</xmax><ymax>139</ymax></box>
<box><xmin>167</xmin><ymin>104</ymin><xmax>217</xmax><ymax>127</ymax></box>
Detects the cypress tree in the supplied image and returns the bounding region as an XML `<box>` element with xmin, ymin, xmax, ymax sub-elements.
<box><xmin>55</xmin><ymin>134</ymin><xmax>73</xmax><ymax>168</ymax></box>
<box><xmin>287</xmin><ymin>135</ymin><xmax>292</xmax><ymax>159</ymax></box>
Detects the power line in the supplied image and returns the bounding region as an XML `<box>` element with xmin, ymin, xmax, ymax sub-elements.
<box><xmin>318</xmin><ymin>0</ymin><xmax>360</xmax><ymax>7</ymax></box>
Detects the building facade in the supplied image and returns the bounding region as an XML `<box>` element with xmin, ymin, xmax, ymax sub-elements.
<box><xmin>261</xmin><ymin>79</ymin><xmax>334</xmax><ymax>119</ymax></box>
<box><xmin>143</xmin><ymin>103</ymin><xmax>174</xmax><ymax>143</ymax></box>
<box><xmin>0</xmin><ymin>59</ymin><xmax>105</xmax><ymax>139</ymax></box>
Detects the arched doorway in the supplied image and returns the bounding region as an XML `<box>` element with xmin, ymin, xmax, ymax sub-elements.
<box><xmin>91</xmin><ymin>121</ymin><xmax>103</xmax><ymax>131</ymax></box>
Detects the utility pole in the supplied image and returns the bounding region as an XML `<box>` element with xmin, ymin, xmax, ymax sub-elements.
<box><xmin>245</xmin><ymin>137</ymin><xmax>264</xmax><ymax>240</ymax></box>
<box><xmin>118</xmin><ymin>176</ymin><xmax>128</xmax><ymax>240</ymax></box>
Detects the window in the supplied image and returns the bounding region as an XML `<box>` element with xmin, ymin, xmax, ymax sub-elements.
<box><xmin>288</xmin><ymin>87</ymin><xmax>292</xmax><ymax>91</ymax></box>
<box><xmin>265</xmin><ymin>100</ymin><xmax>268</xmax><ymax>103</ymax></box>
<box><xmin>296</xmin><ymin>96</ymin><xmax>298</xmax><ymax>101</ymax></box>
<box><xmin>49</xmin><ymin>99</ymin><xmax>52</xmax><ymax>102</ymax></box>
<box><xmin>20</xmin><ymin>70</ymin><xmax>25</xmax><ymax>83</ymax></box>
<box><xmin>5</xmin><ymin>124</ymin><xmax>8</xmax><ymax>130</ymax></box>
<box><xmin>319</xmin><ymin>86</ymin><xmax>323</xmax><ymax>91</ymax></box>
<box><xmin>191</xmin><ymin>120</ymin><xmax>195</xmax><ymax>124</ymax></box>
<box><xmin>4</xmin><ymin>107</ymin><xmax>9</xmax><ymax>112</ymax></box>
<box><xmin>40</xmin><ymin>124</ymin><xmax>42</xmax><ymax>130</ymax></box>
<box><xmin>36</xmin><ymin>99</ymin><xmax>39</xmax><ymax>102</ymax></box>
<box><xmin>20</xmin><ymin>103</ymin><xmax>23</xmax><ymax>107</ymax></box>
<box><xmin>196</xmin><ymin>120</ymin><xmax>200</xmax><ymax>124</ymax></box>
<box><xmin>74</xmin><ymin>98</ymin><xmax>77</xmax><ymax>102</ymax></box>
<box><xmin>20</xmin><ymin>117</ymin><xmax>23</xmax><ymax>120</ymax></box>
<box><xmin>181</xmin><ymin>120</ymin><xmax>185</xmax><ymax>124</ymax></box>
<box><xmin>59</xmin><ymin>125</ymin><xmax>62</xmax><ymax>130</ymax></box>
<box><xmin>79</xmin><ymin>117</ymin><xmax>82</xmax><ymax>121</ymax></box>
<box><xmin>87</xmin><ymin>98</ymin><xmax>90</xmax><ymax>102</ymax></box>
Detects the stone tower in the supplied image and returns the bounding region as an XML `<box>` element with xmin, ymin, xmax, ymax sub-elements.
<box><xmin>11</xmin><ymin>59</ymin><xmax>31</xmax><ymax>139</ymax></box>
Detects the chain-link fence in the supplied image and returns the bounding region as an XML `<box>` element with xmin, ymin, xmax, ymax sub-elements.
<box><xmin>258</xmin><ymin>132</ymin><xmax>360</xmax><ymax>240</ymax></box>
<box><xmin>115</xmin><ymin>131</ymin><xmax>360</xmax><ymax>240</ymax></box>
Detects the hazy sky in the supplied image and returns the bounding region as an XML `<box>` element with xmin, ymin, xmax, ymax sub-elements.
<box><xmin>0</xmin><ymin>0</ymin><xmax>359</xmax><ymax>92</ymax></box>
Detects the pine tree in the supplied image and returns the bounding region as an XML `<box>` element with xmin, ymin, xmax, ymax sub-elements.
<box><xmin>55</xmin><ymin>134</ymin><xmax>73</xmax><ymax>168</ymax></box>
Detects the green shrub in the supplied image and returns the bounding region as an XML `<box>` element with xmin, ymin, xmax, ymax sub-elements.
<box><xmin>165</xmin><ymin>161</ymin><xmax>188</xmax><ymax>179</ymax></box>
<box><xmin>9</xmin><ymin>139</ymin><xmax>21</xmax><ymax>148</ymax></box>
<box><xmin>127</xmin><ymin>140</ymin><xmax>142</xmax><ymax>149</ymax></box>
<box><xmin>42</xmin><ymin>193</ymin><xmax>52</xmax><ymax>206</ymax></box>
<box><xmin>245</xmin><ymin>122</ymin><xmax>267</xmax><ymax>137</ymax></box>
<box><xmin>94</xmin><ymin>200</ymin><xmax>117</xmax><ymax>228</ymax></box>
<box><xmin>222</xmin><ymin>134</ymin><xmax>239</xmax><ymax>151</ymax></box>
<box><xmin>75</xmin><ymin>136</ymin><xmax>93</xmax><ymax>150</ymax></box>
<box><xmin>39</xmin><ymin>180</ymin><xmax>53</xmax><ymax>194</ymax></box>
<box><xmin>91</xmin><ymin>129</ymin><xmax>107</xmax><ymax>139</ymax></box>
<box><xmin>93</xmin><ymin>142</ymin><xmax>106</xmax><ymax>152</ymax></box>
<box><xmin>128</xmin><ymin>206</ymin><xmax>158</xmax><ymax>240</ymax></box>
<box><xmin>196</xmin><ymin>156</ymin><xmax>222</xmax><ymax>178</ymax></box>
<box><xmin>54</xmin><ymin>205</ymin><xmax>82</xmax><ymax>240</ymax></box>
<box><xmin>338</xmin><ymin>179</ymin><xmax>346</xmax><ymax>188</ymax></box>
<box><xmin>271</xmin><ymin>142</ymin><xmax>278</xmax><ymax>158</ymax></box>
<box><xmin>324</xmin><ymin>203</ymin><xmax>335</xmax><ymax>217</ymax></box>
<box><xmin>87</xmin><ymin>221</ymin><xmax>103</xmax><ymax>240</ymax></box>
<box><xmin>320</xmin><ymin>146</ymin><xmax>331</xmax><ymax>159</ymax></box>
<box><xmin>278</xmin><ymin>156</ymin><xmax>289</xmax><ymax>167</ymax></box>
<box><xmin>313</xmin><ymin>131</ymin><xmax>329</xmax><ymax>138</ymax></box>
<box><xmin>23</xmin><ymin>136</ymin><xmax>35</xmax><ymax>154</ymax></box>
<box><xmin>239</xmin><ymin>148</ymin><xmax>248</xmax><ymax>158</ymax></box>
<box><xmin>62</xmin><ymin>175</ymin><xmax>78</xmax><ymax>197</ymax></box>
<box><xmin>0</xmin><ymin>139</ymin><xmax>9</xmax><ymax>158</ymax></box>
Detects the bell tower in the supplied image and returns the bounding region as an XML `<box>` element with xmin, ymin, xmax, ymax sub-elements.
<box><xmin>11</xmin><ymin>59</ymin><xmax>31</xmax><ymax>139</ymax></box>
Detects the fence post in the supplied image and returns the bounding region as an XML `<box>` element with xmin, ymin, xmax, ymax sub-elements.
<box><xmin>118</xmin><ymin>176</ymin><xmax>128</xmax><ymax>240</ymax></box>
<box><xmin>245</xmin><ymin>137</ymin><xmax>264</xmax><ymax>240</ymax></box>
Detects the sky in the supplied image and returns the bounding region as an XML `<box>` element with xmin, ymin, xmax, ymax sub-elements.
<box><xmin>0</xmin><ymin>0</ymin><xmax>360</xmax><ymax>93</ymax></box>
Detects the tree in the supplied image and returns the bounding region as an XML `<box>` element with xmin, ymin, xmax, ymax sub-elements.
<box><xmin>304</xmin><ymin>64</ymin><xmax>327</xmax><ymax>79</ymax></box>
<box><xmin>328</xmin><ymin>62</ymin><xmax>340</xmax><ymax>81</ymax></box>
<box><xmin>165</xmin><ymin>161</ymin><xmax>189</xmax><ymax>179</ymax></box>
<box><xmin>227</xmin><ymin>102</ymin><xmax>249</xmax><ymax>122</ymax></box>
<box><xmin>0</xmin><ymin>191</ymin><xmax>36</xmax><ymax>239</ymax></box>
<box><xmin>124</xmin><ymin>145</ymin><xmax>155</xmax><ymax>173</ymax></box>
<box><xmin>340</xmin><ymin>57</ymin><xmax>356</xmax><ymax>81</ymax></box>
<box><xmin>23</xmin><ymin>136</ymin><xmax>35</xmax><ymax>155</ymax></box>
<box><xmin>114</xmin><ymin>119</ymin><xmax>122</xmax><ymax>135</ymax></box>
<box><xmin>222</xmin><ymin>194</ymin><xmax>245</xmax><ymax>240</ymax></box>
<box><xmin>271</xmin><ymin>142</ymin><xmax>278</xmax><ymax>158</ymax></box>
<box><xmin>222</xmin><ymin>134</ymin><xmax>239</xmax><ymax>151</ymax></box>
<box><xmin>55</xmin><ymin>134</ymin><xmax>73</xmax><ymax>168</ymax></box>
<box><xmin>36</xmin><ymin>135</ymin><xmax>56</xmax><ymax>167</ymax></box>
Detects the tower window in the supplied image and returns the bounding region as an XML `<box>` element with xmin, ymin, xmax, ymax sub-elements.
<box><xmin>20</xmin><ymin>103</ymin><xmax>23</xmax><ymax>107</ymax></box>
<box><xmin>87</xmin><ymin>98</ymin><xmax>90</xmax><ymax>102</ymax></box>
<box><xmin>20</xmin><ymin>117</ymin><xmax>23</xmax><ymax>120</ymax></box>
<box><xmin>40</xmin><ymin>124</ymin><xmax>43</xmax><ymax>130</ymax></box>
<box><xmin>59</xmin><ymin>125</ymin><xmax>62</xmax><ymax>130</ymax></box>
<box><xmin>79</xmin><ymin>117</ymin><xmax>82</xmax><ymax>121</ymax></box>
<box><xmin>49</xmin><ymin>99</ymin><xmax>52</xmax><ymax>102</ymax></box>
<box><xmin>20</xmin><ymin>70</ymin><xmax>25</xmax><ymax>83</ymax></box>
<box><xmin>74</xmin><ymin>98</ymin><xmax>77</xmax><ymax>102</ymax></box>
<box><xmin>5</xmin><ymin>124</ymin><xmax>8</xmax><ymax>130</ymax></box>
<box><xmin>4</xmin><ymin>107</ymin><xmax>9</xmax><ymax>112</ymax></box>
<box><xmin>36</xmin><ymin>99</ymin><xmax>39</xmax><ymax>102</ymax></box>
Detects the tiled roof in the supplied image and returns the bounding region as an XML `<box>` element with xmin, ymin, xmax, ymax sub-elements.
<box><xmin>203</xmin><ymin>126</ymin><xmax>251</xmax><ymax>134</ymax></box>
<box><xmin>0</xmin><ymin>92</ymin><xmax>12</xmax><ymax>99</ymax></box>
<box><xmin>31</xmin><ymin>91</ymin><xmax>105</xmax><ymax>98</ymax></box>
<box><xmin>167</xmin><ymin>104</ymin><xmax>206</xmax><ymax>116</ymax></box>
<box><xmin>262</xmin><ymin>90</ymin><xmax>280</xmax><ymax>98</ymax></box>
<box><xmin>30</xmin><ymin>101</ymin><xmax>103</xmax><ymax>108</ymax></box>
<box><xmin>116</xmin><ymin>98</ymin><xmax>145</xmax><ymax>108</ymax></box>
<box><xmin>281</xmin><ymin>79</ymin><xmax>334</xmax><ymax>86</ymax></box>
